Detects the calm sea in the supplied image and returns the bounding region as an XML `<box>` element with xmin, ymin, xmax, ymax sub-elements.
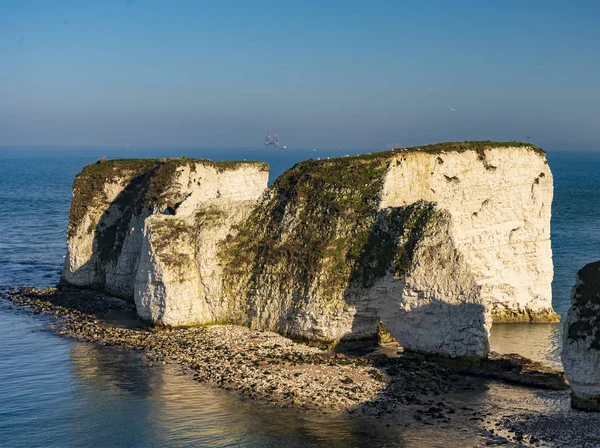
<box><xmin>1</xmin><ymin>147</ymin><xmax>599</xmax><ymax>447</ymax></box>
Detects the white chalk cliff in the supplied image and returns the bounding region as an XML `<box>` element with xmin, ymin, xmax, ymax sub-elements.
<box><xmin>63</xmin><ymin>159</ymin><xmax>269</xmax><ymax>299</ymax></box>
<box><xmin>562</xmin><ymin>261</ymin><xmax>600</xmax><ymax>411</ymax></box>
<box><xmin>63</xmin><ymin>142</ymin><xmax>557</xmax><ymax>358</ymax></box>
<box><xmin>379</xmin><ymin>147</ymin><xmax>555</xmax><ymax>323</ymax></box>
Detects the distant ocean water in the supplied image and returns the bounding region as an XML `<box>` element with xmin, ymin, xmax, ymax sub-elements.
<box><xmin>1</xmin><ymin>147</ymin><xmax>600</xmax><ymax>446</ymax></box>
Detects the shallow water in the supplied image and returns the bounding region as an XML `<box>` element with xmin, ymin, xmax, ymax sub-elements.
<box><xmin>489</xmin><ymin>323</ymin><xmax>562</xmax><ymax>368</ymax></box>
<box><xmin>0</xmin><ymin>300</ymin><xmax>501</xmax><ymax>448</ymax></box>
<box><xmin>2</xmin><ymin>147</ymin><xmax>600</xmax><ymax>446</ymax></box>
<box><xmin>0</xmin><ymin>302</ymin><xmax>367</xmax><ymax>447</ymax></box>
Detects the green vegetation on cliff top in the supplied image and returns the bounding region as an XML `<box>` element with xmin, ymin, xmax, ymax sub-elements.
<box><xmin>68</xmin><ymin>141</ymin><xmax>541</xmax><ymax>237</ymax></box>
<box><xmin>365</xmin><ymin>140</ymin><xmax>543</xmax><ymax>159</ymax></box>
<box><xmin>220</xmin><ymin>155</ymin><xmax>443</xmax><ymax>314</ymax></box>
<box><xmin>219</xmin><ymin>140</ymin><xmax>541</xmax><ymax>320</ymax></box>
<box><xmin>68</xmin><ymin>157</ymin><xmax>269</xmax><ymax>237</ymax></box>
<box><xmin>306</xmin><ymin>140</ymin><xmax>543</xmax><ymax>166</ymax></box>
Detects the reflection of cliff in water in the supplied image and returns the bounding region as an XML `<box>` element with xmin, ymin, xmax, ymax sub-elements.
<box><xmin>68</xmin><ymin>343</ymin><xmax>405</xmax><ymax>447</ymax></box>
<box><xmin>490</xmin><ymin>323</ymin><xmax>562</xmax><ymax>369</ymax></box>
<box><xmin>0</xmin><ymin>304</ymin><xmax>577</xmax><ymax>447</ymax></box>
<box><xmin>66</xmin><ymin>343</ymin><xmax>514</xmax><ymax>447</ymax></box>
<box><xmin>66</xmin><ymin>339</ymin><xmax>572</xmax><ymax>447</ymax></box>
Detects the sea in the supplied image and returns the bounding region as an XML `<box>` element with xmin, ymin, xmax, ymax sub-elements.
<box><xmin>1</xmin><ymin>147</ymin><xmax>600</xmax><ymax>447</ymax></box>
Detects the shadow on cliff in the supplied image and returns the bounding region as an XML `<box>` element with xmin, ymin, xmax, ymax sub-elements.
<box><xmin>336</xmin><ymin>298</ymin><xmax>489</xmax><ymax>360</ymax></box>
<box><xmin>67</xmin><ymin>168</ymin><xmax>158</xmax><ymax>299</ymax></box>
<box><xmin>329</xmin><ymin>206</ymin><xmax>489</xmax><ymax>359</ymax></box>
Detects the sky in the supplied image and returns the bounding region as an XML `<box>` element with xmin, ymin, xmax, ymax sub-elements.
<box><xmin>1</xmin><ymin>0</ymin><xmax>599</xmax><ymax>150</ymax></box>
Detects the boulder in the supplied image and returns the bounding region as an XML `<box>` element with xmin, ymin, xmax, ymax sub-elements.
<box><xmin>562</xmin><ymin>261</ymin><xmax>600</xmax><ymax>410</ymax></box>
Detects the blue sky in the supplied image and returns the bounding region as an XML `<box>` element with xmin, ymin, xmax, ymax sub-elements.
<box><xmin>1</xmin><ymin>0</ymin><xmax>599</xmax><ymax>150</ymax></box>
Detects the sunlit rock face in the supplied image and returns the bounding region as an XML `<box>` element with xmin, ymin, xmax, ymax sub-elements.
<box><xmin>63</xmin><ymin>142</ymin><xmax>555</xmax><ymax>358</ymax></box>
<box><xmin>379</xmin><ymin>147</ymin><xmax>556</xmax><ymax>324</ymax></box>
<box><xmin>562</xmin><ymin>261</ymin><xmax>600</xmax><ymax>411</ymax></box>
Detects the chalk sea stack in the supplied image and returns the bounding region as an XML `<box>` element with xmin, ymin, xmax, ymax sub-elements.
<box><xmin>62</xmin><ymin>142</ymin><xmax>557</xmax><ymax>357</ymax></box>
<box><xmin>562</xmin><ymin>261</ymin><xmax>600</xmax><ymax>411</ymax></box>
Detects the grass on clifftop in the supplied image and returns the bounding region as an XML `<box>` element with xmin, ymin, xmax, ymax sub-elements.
<box><xmin>68</xmin><ymin>159</ymin><xmax>157</xmax><ymax>237</ymax></box>
<box><xmin>331</xmin><ymin>140</ymin><xmax>545</xmax><ymax>164</ymax></box>
<box><xmin>221</xmin><ymin>155</ymin><xmax>390</xmax><ymax>306</ymax></box>
<box><xmin>68</xmin><ymin>142</ymin><xmax>538</xmax><ymax>238</ymax></box>
<box><xmin>68</xmin><ymin>157</ymin><xmax>268</xmax><ymax>238</ymax></box>
<box><xmin>220</xmin><ymin>155</ymin><xmax>445</xmax><ymax>316</ymax></box>
<box><xmin>401</xmin><ymin>140</ymin><xmax>544</xmax><ymax>154</ymax></box>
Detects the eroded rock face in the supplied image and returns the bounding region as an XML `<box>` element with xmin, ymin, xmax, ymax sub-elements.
<box><xmin>63</xmin><ymin>159</ymin><xmax>269</xmax><ymax>300</ymax></box>
<box><xmin>562</xmin><ymin>261</ymin><xmax>600</xmax><ymax>411</ymax></box>
<box><xmin>134</xmin><ymin>199</ymin><xmax>258</xmax><ymax>325</ymax></box>
<box><xmin>63</xmin><ymin>142</ymin><xmax>556</xmax><ymax>358</ymax></box>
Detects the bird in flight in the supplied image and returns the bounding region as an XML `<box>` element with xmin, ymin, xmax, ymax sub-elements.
<box><xmin>448</xmin><ymin>107</ymin><xmax>456</xmax><ymax>112</ymax></box>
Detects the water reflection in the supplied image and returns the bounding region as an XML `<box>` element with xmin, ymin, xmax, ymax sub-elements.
<box><xmin>68</xmin><ymin>343</ymin><xmax>406</xmax><ymax>447</ymax></box>
<box><xmin>489</xmin><ymin>323</ymin><xmax>562</xmax><ymax>369</ymax></box>
<box><xmin>0</xmin><ymin>304</ymin><xmax>575</xmax><ymax>448</ymax></box>
<box><xmin>67</xmin><ymin>343</ymin><xmax>522</xmax><ymax>447</ymax></box>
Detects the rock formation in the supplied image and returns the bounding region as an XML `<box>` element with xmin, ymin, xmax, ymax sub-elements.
<box><xmin>562</xmin><ymin>261</ymin><xmax>600</xmax><ymax>411</ymax></box>
<box><xmin>63</xmin><ymin>158</ymin><xmax>269</xmax><ymax>299</ymax></box>
<box><xmin>63</xmin><ymin>142</ymin><xmax>557</xmax><ymax>358</ymax></box>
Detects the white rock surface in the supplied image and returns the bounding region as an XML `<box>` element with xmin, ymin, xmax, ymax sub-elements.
<box><xmin>562</xmin><ymin>261</ymin><xmax>600</xmax><ymax>411</ymax></box>
<box><xmin>63</xmin><ymin>160</ymin><xmax>268</xmax><ymax>301</ymax></box>
<box><xmin>134</xmin><ymin>199</ymin><xmax>257</xmax><ymax>325</ymax></box>
<box><xmin>63</xmin><ymin>175</ymin><xmax>145</xmax><ymax>295</ymax></box>
<box><xmin>374</xmin><ymin>210</ymin><xmax>491</xmax><ymax>357</ymax></box>
<box><xmin>380</xmin><ymin>147</ymin><xmax>555</xmax><ymax>322</ymax></box>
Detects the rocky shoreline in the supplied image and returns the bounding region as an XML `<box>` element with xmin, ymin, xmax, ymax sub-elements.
<box><xmin>0</xmin><ymin>285</ymin><xmax>578</xmax><ymax>446</ymax></box>
<box><xmin>0</xmin><ymin>286</ymin><xmax>441</xmax><ymax>412</ymax></box>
